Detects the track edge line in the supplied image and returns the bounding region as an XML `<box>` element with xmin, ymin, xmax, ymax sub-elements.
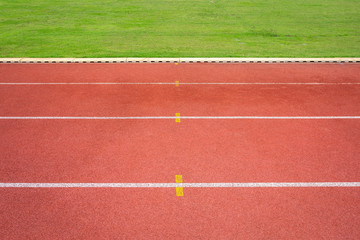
<box><xmin>1</xmin><ymin>58</ymin><xmax>360</xmax><ymax>64</ymax></box>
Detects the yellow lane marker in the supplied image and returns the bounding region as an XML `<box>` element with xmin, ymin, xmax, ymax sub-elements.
<box><xmin>176</xmin><ymin>175</ymin><xmax>183</xmax><ymax>196</ymax></box>
<box><xmin>175</xmin><ymin>81</ymin><xmax>179</xmax><ymax>87</ymax></box>
<box><xmin>175</xmin><ymin>113</ymin><xmax>181</xmax><ymax>123</ymax></box>
<box><xmin>175</xmin><ymin>62</ymin><xmax>179</xmax><ymax>65</ymax></box>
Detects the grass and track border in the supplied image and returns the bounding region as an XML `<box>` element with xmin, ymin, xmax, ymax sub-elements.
<box><xmin>1</xmin><ymin>58</ymin><xmax>360</xmax><ymax>64</ymax></box>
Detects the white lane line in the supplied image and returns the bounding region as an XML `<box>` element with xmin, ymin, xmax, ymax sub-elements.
<box><xmin>1</xmin><ymin>57</ymin><xmax>360</xmax><ymax>63</ymax></box>
<box><xmin>0</xmin><ymin>82</ymin><xmax>174</xmax><ymax>85</ymax></box>
<box><xmin>0</xmin><ymin>82</ymin><xmax>360</xmax><ymax>85</ymax></box>
<box><xmin>182</xmin><ymin>82</ymin><xmax>360</xmax><ymax>85</ymax></box>
<box><xmin>0</xmin><ymin>116</ymin><xmax>360</xmax><ymax>120</ymax></box>
<box><xmin>1</xmin><ymin>182</ymin><xmax>359</xmax><ymax>188</ymax></box>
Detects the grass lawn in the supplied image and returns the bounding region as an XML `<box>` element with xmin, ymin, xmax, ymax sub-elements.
<box><xmin>0</xmin><ymin>0</ymin><xmax>359</xmax><ymax>57</ymax></box>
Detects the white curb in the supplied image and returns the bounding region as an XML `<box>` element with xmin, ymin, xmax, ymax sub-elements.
<box><xmin>0</xmin><ymin>58</ymin><xmax>359</xmax><ymax>63</ymax></box>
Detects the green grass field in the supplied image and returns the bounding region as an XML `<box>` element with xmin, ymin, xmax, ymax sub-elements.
<box><xmin>0</xmin><ymin>0</ymin><xmax>359</xmax><ymax>57</ymax></box>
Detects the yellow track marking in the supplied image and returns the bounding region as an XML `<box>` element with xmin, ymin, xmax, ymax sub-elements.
<box><xmin>175</xmin><ymin>113</ymin><xmax>181</xmax><ymax>123</ymax></box>
<box><xmin>176</xmin><ymin>175</ymin><xmax>183</xmax><ymax>196</ymax></box>
<box><xmin>175</xmin><ymin>81</ymin><xmax>179</xmax><ymax>87</ymax></box>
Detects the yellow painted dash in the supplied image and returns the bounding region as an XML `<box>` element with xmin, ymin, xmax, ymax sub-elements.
<box><xmin>175</xmin><ymin>175</ymin><xmax>183</xmax><ymax>183</ymax></box>
<box><xmin>176</xmin><ymin>187</ymin><xmax>183</xmax><ymax>196</ymax></box>
<box><xmin>176</xmin><ymin>175</ymin><xmax>183</xmax><ymax>196</ymax></box>
<box><xmin>175</xmin><ymin>81</ymin><xmax>179</xmax><ymax>87</ymax></box>
<box><xmin>175</xmin><ymin>113</ymin><xmax>181</xmax><ymax>123</ymax></box>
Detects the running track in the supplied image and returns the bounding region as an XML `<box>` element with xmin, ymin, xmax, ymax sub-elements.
<box><xmin>0</xmin><ymin>63</ymin><xmax>360</xmax><ymax>239</ymax></box>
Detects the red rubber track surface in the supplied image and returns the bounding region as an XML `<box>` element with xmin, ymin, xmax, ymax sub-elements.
<box><xmin>0</xmin><ymin>84</ymin><xmax>360</xmax><ymax>116</ymax></box>
<box><xmin>1</xmin><ymin>188</ymin><xmax>359</xmax><ymax>239</ymax></box>
<box><xmin>1</xmin><ymin>63</ymin><xmax>360</xmax><ymax>239</ymax></box>
<box><xmin>1</xmin><ymin>120</ymin><xmax>360</xmax><ymax>183</ymax></box>
<box><xmin>1</xmin><ymin>63</ymin><xmax>360</xmax><ymax>83</ymax></box>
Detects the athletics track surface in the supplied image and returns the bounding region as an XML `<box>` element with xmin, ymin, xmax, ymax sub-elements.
<box><xmin>0</xmin><ymin>63</ymin><xmax>359</xmax><ymax>239</ymax></box>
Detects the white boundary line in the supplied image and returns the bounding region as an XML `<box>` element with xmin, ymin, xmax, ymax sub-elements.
<box><xmin>1</xmin><ymin>82</ymin><xmax>360</xmax><ymax>85</ymax></box>
<box><xmin>1</xmin><ymin>182</ymin><xmax>359</xmax><ymax>188</ymax></box>
<box><xmin>0</xmin><ymin>58</ymin><xmax>360</xmax><ymax>63</ymax></box>
<box><xmin>0</xmin><ymin>116</ymin><xmax>359</xmax><ymax>120</ymax></box>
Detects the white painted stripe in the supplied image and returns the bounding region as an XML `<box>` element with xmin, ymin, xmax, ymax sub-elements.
<box><xmin>0</xmin><ymin>116</ymin><xmax>359</xmax><ymax>120</ymax></box>
<box><xmin>0</xmin><ymin>82</ymin><xmax>359</xmax><ymax>85</ymax></box>
<box><xmin>0</xmin><ymin>82</ymin><xmax>175</xmax><ymax>85</ymax></box>
<box><xmin>0</xmin><ymin>182</ymin><xmax>359</xmax><ymax>188</ymax></box>
<box><xmin>1</xmin><ymin>57</ymin><xmax>360</xmax><ymax>63</ymax></box>
<box><xmin>178</xmin><ymin>82</ymin><xmax>360</xmax><ymax>85</ymax></box>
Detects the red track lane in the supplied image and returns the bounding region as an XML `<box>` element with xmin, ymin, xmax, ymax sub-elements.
<box><xmin>1</xmin><ymin>63</ymin><xmax>360</xmax><ymax>239</ymax></box>
<box><xmin>0</xmin><ymin>85</ymin><xmax>360</xmax><ymax>116</ymax></box>
<box><xmin>1</xmin><ymin>120</ymin><xmax>359</xmax><ymax>183</ymax></box>
<box><xmin>0</xmin><ymin>63</ymin><xmax>360</xmax><ymax>83</ymax></box>
<box><xmin>1</xmin><ymin>188</ymin><xmax>359</xmax><ymax>239</ymax></box>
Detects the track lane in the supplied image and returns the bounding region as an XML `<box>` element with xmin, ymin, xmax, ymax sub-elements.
<box><xmin>0</xmin><ymin>85</ymin><xmax>359</xmax><ymax>116</ymax></box>
<box><xmin>1</xmin><ymin>63</ymin><xmax>359</xmax><ymax>83</ymax></box>
<box><xmin>1</xmin><ymin>188</ymin><xmax>359</xmax><ymax>239</ymax></box>
<box><xmin>1</xmin><ymin>120</ymin><xmax>359</xmax><ymax>183</ymax></box>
